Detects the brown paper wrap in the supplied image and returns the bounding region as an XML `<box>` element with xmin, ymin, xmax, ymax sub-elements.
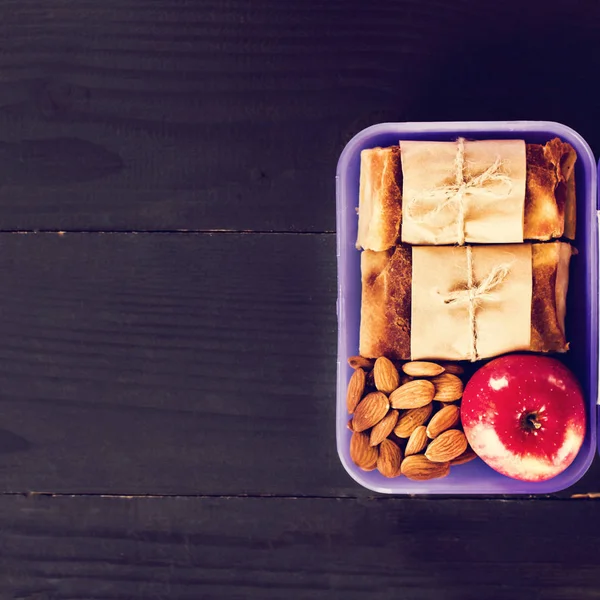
<box><xmin>411</xmin><ymin>245</ymin><xmax>532</xmax><ymax>361</ymax></box>
<box><xmin>401</xmin><ymin>139</ymin><xmax>527</xmax><ymax>246</ymax></box>
<box><xmin>356</xmin><ymin>139</ymin><xmax>576</xmax><ymax>251</ymax></box>
<box><xmin>359</xmin><ymin>242</ymin><xmax>571</xmax><ymax>361</ymax></box>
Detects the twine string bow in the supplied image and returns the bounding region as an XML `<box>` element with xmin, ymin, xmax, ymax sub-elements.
<box><xmin>443</xmin><ymin>246</ymin><xmax>511</xmax><ymax>361</ymax></box>
<box><xmin>407</xmin><ymin>138</ymin><xmax>513</xmax><ymax>245</ymax></box>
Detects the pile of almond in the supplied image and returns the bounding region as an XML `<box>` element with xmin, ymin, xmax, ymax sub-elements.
<box><xmin>347</xmin><ymin>356</ymin><xmax>476</xmax><ymax>480</ymax></box>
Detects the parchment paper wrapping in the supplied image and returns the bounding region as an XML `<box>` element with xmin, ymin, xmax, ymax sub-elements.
<box><xmin>401</xmin><ymin>139</ymin><xmax>527</xmax><ymax>245</ymax></box>
<box><xmin>411</xmin><ymin>244</ymin><xmax>532</xmax><ymax>361</ymax></box>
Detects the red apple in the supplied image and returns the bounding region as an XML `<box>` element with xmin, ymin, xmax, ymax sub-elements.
<box><xmin>462</xmin><ymin>355</ymin><xmax>586</xmax><ymax>482</ymax></box>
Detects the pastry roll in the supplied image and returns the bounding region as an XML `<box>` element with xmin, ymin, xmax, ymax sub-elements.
<box><xmin>525</xmin><ymin>138</ymin><xmax>577</xmax><ymax>241</ymax></box>
<box><xmin>359</xmin><ymin>242</ymin><xmax>571</xmax><ymax>361</ymax></box>
<box><xmin>356</xmin><ymin>139</ymin><xmax>577</xmax><ymax>250</ymax></box>
<box><xmin>356</xmin><ymin>145</ymin><xmax>402</xmax><ymax>252</ymax></box>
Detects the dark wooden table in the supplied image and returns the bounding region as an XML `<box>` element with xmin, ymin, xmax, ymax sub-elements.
<box><xmin>1</xmin><ymin>1</ymin><xmax>600</xmax><ymax>598</ymax></box>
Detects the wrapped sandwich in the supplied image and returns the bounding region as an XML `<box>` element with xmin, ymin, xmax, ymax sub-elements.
<box><xmin>359</xmin><ymin>242</ymin><xmax>571</xmax><ymax>361</ymax></box>
<box><xmin>356</xmin><ymin>138</ymin><xmax>577</xmax><ymax>250</ymax></box>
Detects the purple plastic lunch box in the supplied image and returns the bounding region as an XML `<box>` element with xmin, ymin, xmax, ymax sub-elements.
<box><xmin>335</xmin><ymin>121</ymin><xmax>599</xmax><ymax>494</ymax></box>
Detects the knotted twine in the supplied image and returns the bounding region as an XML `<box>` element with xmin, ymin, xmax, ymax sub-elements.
<box><xmin>443</xmin><ymin>246</ymin><xmax>511</xmax><ymax>361</ymax></box>
<box><xmin>406</xmin><ymin>138</ymin><xmax>513</xmax><ymax>245</ymax></box>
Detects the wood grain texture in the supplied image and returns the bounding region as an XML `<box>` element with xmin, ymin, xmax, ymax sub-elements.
<box><xmin>2</xmin><ymin>0</ymin><xmax>600</xmax><ymax>231</ymax></box>
<box><xmin>0</xmin><ymin>231</ymin><xmax>598</xmax><ymax>497</ymax></box>
<box><xmin>0</xmin><ymin>231</ymin><xmax>347</xmax><ymax>495</ymax></box>
<box><xmin>2</xmin><ymin>2</ymin><xmax>600</xmax><ymax>597</ymax></box>
<box><xmin>2</xmin><ymin>494</ymin><xmax>600</xmax><ymax>600</ymax></box>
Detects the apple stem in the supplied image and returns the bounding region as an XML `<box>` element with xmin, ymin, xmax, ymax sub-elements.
<box><xmin>524</xmin><ymin>412</ymin><xmax>542</xmax><ymax>431</ymax></box>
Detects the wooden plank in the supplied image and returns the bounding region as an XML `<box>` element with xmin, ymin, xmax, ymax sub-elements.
<box><xmin>0</xmin><ymin>231</ymin><xmax>597</xmax><ymax>497</ymax></box>
<box><xmin>0</xmin><ymin>231</ymin><xmax>354</xmax><ymax>495</ymax></box>
<box><xmin>2</xmin><ymin>494</ymin><xmax>600</xmax><ymax>599</ymax></box>
<box><xmin>1</xmin><ymin>0</ymin><xmax>600</xmax><ymax>231</ymax></box>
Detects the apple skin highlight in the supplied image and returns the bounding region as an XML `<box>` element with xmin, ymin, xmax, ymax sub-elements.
<box><xmin>461</xmin><ymin>355</ymin><xmax>586</xmax><ymax>482</ymax></box>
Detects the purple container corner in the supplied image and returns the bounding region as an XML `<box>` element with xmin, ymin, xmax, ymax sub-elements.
<box><xmin>336</xmin><ymin>121</ymin><xmax>598</xmax><ymax>495</ymax></box>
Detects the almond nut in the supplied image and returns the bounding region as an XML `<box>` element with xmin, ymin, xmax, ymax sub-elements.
<box><xmin>348</xmin><ymin>355</ymin><xmax>375</xmax><ymax>370</ymax></box>
<box><xmin>405</xmin><ymin>425</ymin><xmax>428</xmax><ymax>456</ymax></box>
<box><xmin>432</xmin><ymin>373</ymin><xmax>464</xmax><ymax>402</ymax></box>
<box><xmin>401</xmin><ymin>361</ymin><xmax>445</xmax><ymax>378</ymax></box>
<box><xmin>425</xmin><ymin>429</ymin><xmax>468</xmax><ymax>462</ymax></box>
<box><xmin>426</xmin><ymin>404</ymin><xmax>461</xmax><ymax>439</ymax></box>
<box><xmin>377</xmin><ymin>439</ymin><xmax>403</xmax><ymax>478</ymax></box>
<box><xmin>401</xmin><ymin>455</ymin><xmax>450</xmax><ymax>480</ymax></box>
<box><xmin>440</xmin><ymin>362</ymin><xmax>465</xmax><ymax>376</ymax></box>
<box><xmin>450</xmin><ymin>447</ymin><xmax>478</xmax><ymax>466</ymax></box>
<box><xmin>373</xmin><ymin>357</ymin><xmax>400</xmax><ymax>394</ymax></box>
<box><xmin>361</xmin><ymin>463</ymin><xmax>377</xmax><ymax>472</ymax></box>
<box><xmin>346</xmin><ymin>368</ymin><xmax>366</xmax><ymax>414</ymax></box>
<box><xmin>350</xmin><ymin>431</ymin><xmax>379</xmax><ymax>470</ymax></box>
<box><xmin>353</xmin><ymin>392</ymin><xmax>389</xmax><ymax>432</ymax></box>
<box><xmin>389</xmin><ymin>380</ymin><xmax>435</xmax><ymax>409</ymax></box>
<box><xmin>369</xmin><ymin>409</ymin><xmax>399</xmax><ymax>446</ymax></box>
<box><xmin>347</xmin><ymin>419</ymin><xmax>354</xmax><ymax>431</ymax></box>
<box><xmin>393</xmin><ymin>403</ymin><xmax>433</xmax><ymax>438</ymax></box>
